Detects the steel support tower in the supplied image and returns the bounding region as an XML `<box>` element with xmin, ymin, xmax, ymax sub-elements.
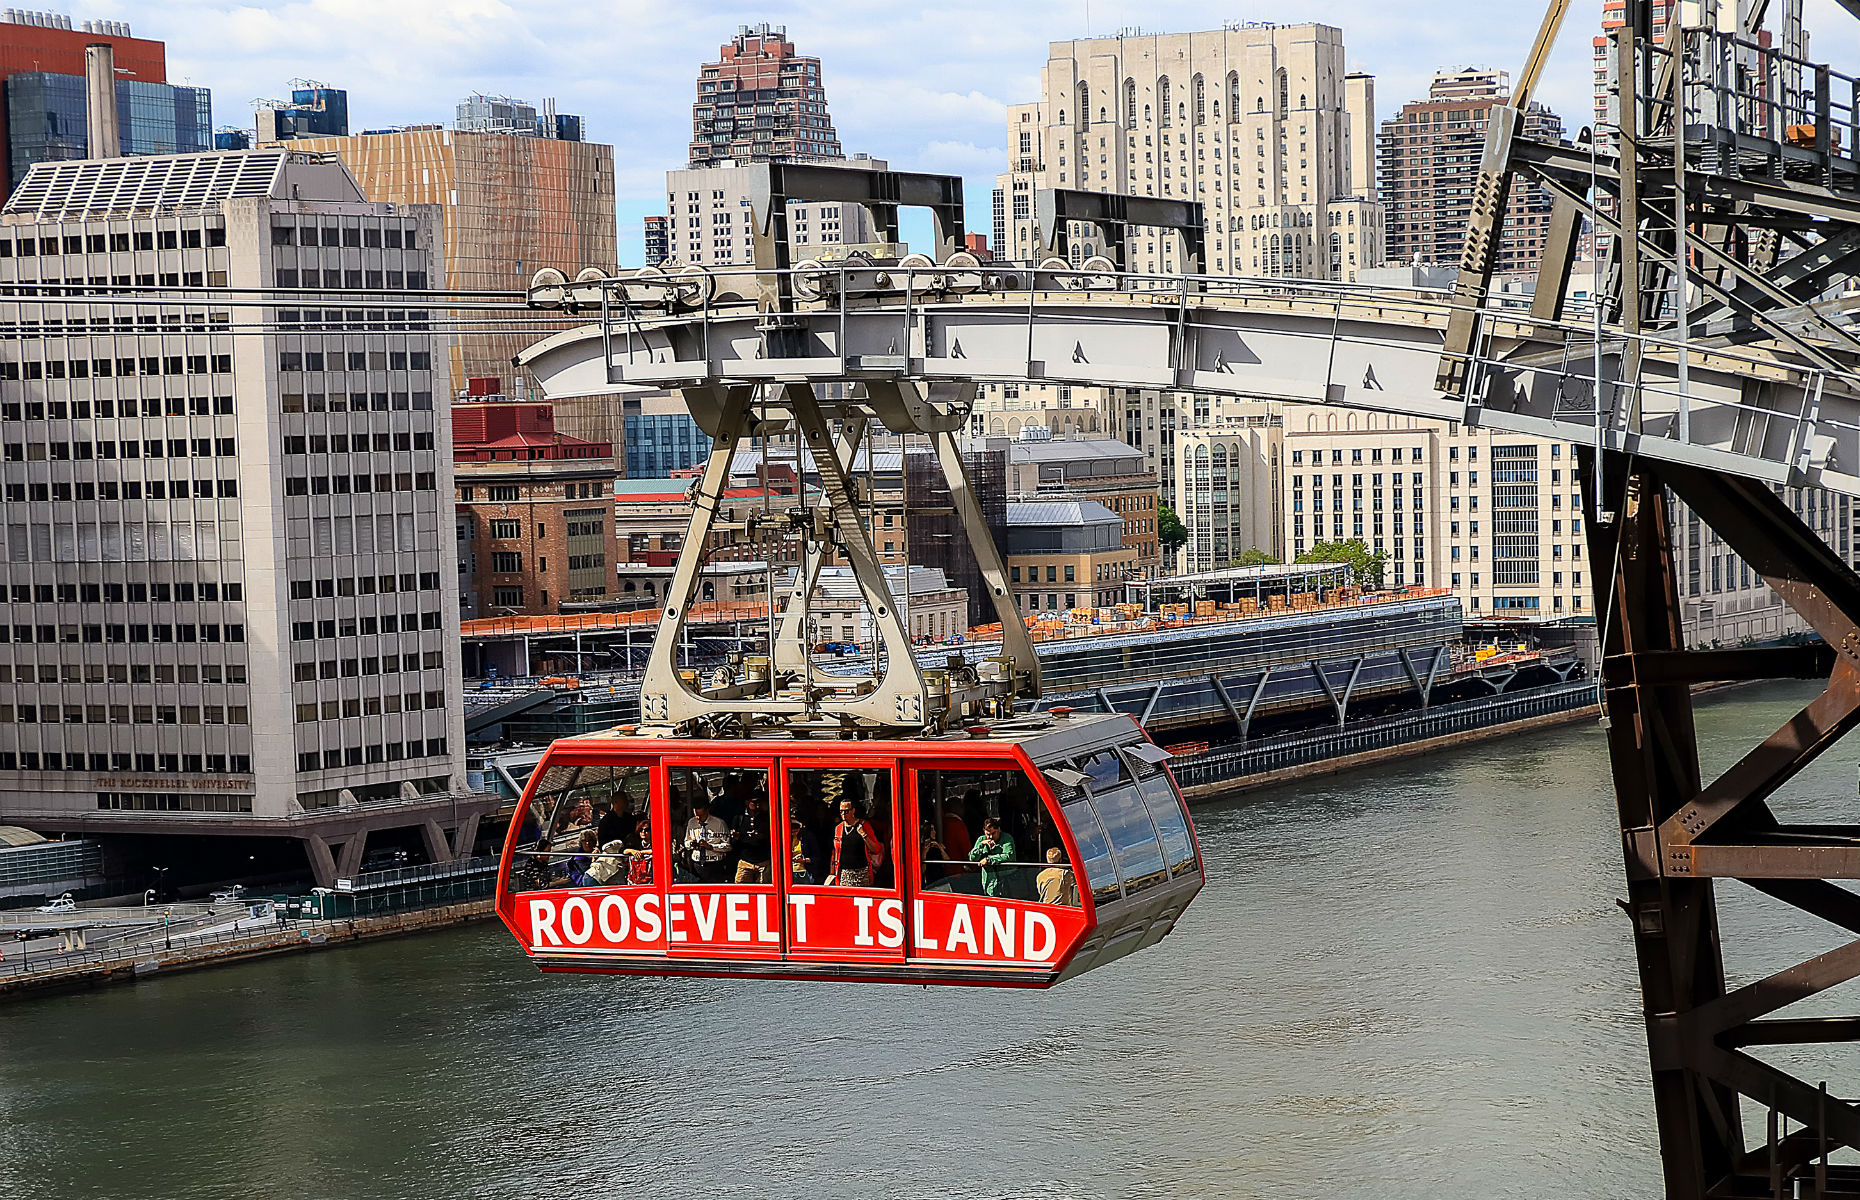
<box><xmin>1447</xmin><ymin>1</ymin><xmax>1860</xmax><ymax>1192</ymax></box>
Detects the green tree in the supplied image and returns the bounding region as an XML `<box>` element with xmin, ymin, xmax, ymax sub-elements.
<box><xmin>1295</xmin><ymin>539</ymin><xmax>1387</xmax><ymax>589</ymax></box>
<box><xmin>1234</xmin><ymin>548</ymin><xmax>1278</xmax><ymax>567</ymax></box>
<box><xmin>1157</xmin><ymin>504</ymin><xmax>1189</xmax><ymax>556</ymax></box>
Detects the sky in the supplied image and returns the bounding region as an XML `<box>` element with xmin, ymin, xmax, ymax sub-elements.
<box><xmin>91</xmin><ymin>0</ymin><xmax>1858</xmax><ymax>264</ymax></box>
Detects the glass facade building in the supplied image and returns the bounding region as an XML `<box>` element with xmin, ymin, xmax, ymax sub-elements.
<box><xmin>6</xmin><ymin>72</ymin><xmax>210</xmax><ymax>183</ymax></box>
<box><xmin>624</xmin><ymin>412</ymin><xmax>711</xmax><ymax>479</ymax></box>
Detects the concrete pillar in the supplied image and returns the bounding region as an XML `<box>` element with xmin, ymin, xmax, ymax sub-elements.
<box><xmin>84</xmin><ymin>44</ymin><xmax>119</xmax><ymax>159</ymax></box>
<box><xmin>303</xmin><ymin>835</ymin><xmax>338</xmax><ymax>889</ymax></box>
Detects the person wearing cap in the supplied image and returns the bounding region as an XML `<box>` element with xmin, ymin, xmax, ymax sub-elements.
<box><xmin>683</xmin><ymin>787</ymin><xmax>733</xmax><ymax>883</ymax></box>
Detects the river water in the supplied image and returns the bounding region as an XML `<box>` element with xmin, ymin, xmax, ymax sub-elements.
<box><xmin>1</xmin><ymin>680</ymin><xmax>1854</xmax><ymax>1200</ymax></box>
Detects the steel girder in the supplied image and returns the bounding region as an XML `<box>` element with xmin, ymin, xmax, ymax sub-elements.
<box><xmin>1586</xmin><ymin>448</ymin><xmax>1860</xmax><ymax>1197</ymax></box>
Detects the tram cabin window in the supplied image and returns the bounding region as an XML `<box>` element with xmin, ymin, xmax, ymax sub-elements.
<box><xmin>1074</xmin><ymin>748</ymin><xmax>1169</xmax><ymax>897</ymax></box>
<box><xmin>668</xmin><ymin>766</ymin><xmax>768</xmax><ymax>884</ymax></box>
<box><xmin>512</xmin><ymin>762</ymin><xmax>652</xmax><ymax>893</ymax></box>
<box><xmin>1126</xmin><ymin>745</ymin><xmax>1199</xmax><ymax>879</ymax></box>
<box><xmin>787</xmin><ymin>767</ymin><xmax>893</xmax><ymax>889</ymax></box>
<box><xmin>915</xmin><ymin>767</ymin><xmax>1079</xmax><ymax>907</ymax></box>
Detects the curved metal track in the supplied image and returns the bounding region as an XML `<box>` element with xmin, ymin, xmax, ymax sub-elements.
<box><xmin>517</xmin><ymin>271</ymin><xmax>1860</xmax><ymax>496</ymax></box>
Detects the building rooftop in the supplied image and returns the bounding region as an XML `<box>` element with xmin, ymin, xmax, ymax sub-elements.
<box><xmin>3</xmin><ymin>148</ymin><xmax>364</xmax><ymax>219</ymax></box>
<box><xmin>1000</xmin><ymin>436</ymin><xmax>1144</xmax><ymax>465</ymax></box>
<box><xmin>1007</xmin><ymin>500</ymin><xmax>1121</xmax><ymax>528</ymax></box>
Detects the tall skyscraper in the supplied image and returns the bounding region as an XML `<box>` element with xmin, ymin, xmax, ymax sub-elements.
<box><xmin>278</xmin><ymin>123</ymin><xmax>615</xmax><ymax>398</ymax></box>
<box><xmin>0</xmin><ymin>150</ymin><xmax>474</xmax><ymax>881</ymax></box>
<box><xmin>0</xmin><ymin>12</ymin><xmax>211</xmax><ymax>198</ymax></box>
<box><xmin>1379</xmin><ymin>70</ymin><xmax>1565</xmax><ymax>272</ymax></box>
<box><xmin>255</xmin><ymin>80</ymin><xmax>348</xmax><ymax>143</ymax></box>
<box><xmin>690</xmin><ymin>23</ymin><xmax>842</xmax><ymax>167</ymax></box>
<box><xmin>996</xmin><ymin>23</ymin><xmax>1382</xmax><ymax>280</ymax></box>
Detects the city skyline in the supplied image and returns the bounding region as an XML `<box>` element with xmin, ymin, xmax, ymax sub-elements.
<box><xmin>73</xmin><ymin>0</ymin><xmax>1854</xmax><ymax>264</ymax></box>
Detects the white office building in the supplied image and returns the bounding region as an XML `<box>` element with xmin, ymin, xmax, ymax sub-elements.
<box><xmin>0</xmin><ymin>150</ymin><xmax>482</xmax><ymax>883</ymax></box>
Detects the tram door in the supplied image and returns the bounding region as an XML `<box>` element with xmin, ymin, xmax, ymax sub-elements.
<box><xmin>779</xmin><ymin>761</ymin><xmax>906</xmax><ymax>965</ymax></box>
<box><xmin>663</xmin><ymin>759</ymin><xmax>783</xmax><ymax>961</ymax></box>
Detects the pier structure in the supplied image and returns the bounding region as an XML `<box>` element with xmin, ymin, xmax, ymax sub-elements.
<box><xmin>512</xmin><ymin>0</ymin><xmax>1860</xmax><ymax>1187</ymax></box>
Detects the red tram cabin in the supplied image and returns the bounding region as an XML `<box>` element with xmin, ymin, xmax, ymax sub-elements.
<box><xmin>495</xmin><ymin>712</ymin><xmax>1203</xmax><ymax>987</ymax></box>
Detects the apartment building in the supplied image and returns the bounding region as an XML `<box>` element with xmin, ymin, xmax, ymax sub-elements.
<box><xmin>1379</xmin><ymin>69</ymin><xmax>1566</xmax><ymax>272</ymax></box>
<box><xmin>0</xmin><ymin>150</ymin><xmax>471</xmax><ymax>873</ymax></box>
<box><xmin>1281</xmin><ymin>406</ymin><xmax>1588</xmax><ymax>617</ymax></box>
<box><xmin>1173</xmin><ymin>419</ymin><xmax>1283</xmax><ymax>572</ymax></box>
<box><xmin>689</xmin><ymin>23</ymin><xmax>842</xmax><ymax>167</ymax></box>
<box><xmin>996</xmin><ymin>23</ymin><xmax>1382</xmax><ymax>280</ymax></box>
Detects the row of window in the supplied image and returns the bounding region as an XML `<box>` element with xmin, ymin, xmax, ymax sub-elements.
<box><xmin>5</xmin><ymin>437</ymin><xmax>235</xmax><ymax>461</ymax></box>
<box><xmin>274</xmin><ymin>270</ymin><xmax>429</xmax><ymax>290</ymax></box>
<box><xmin>294</xmin><ymin>738</ymin><xmax>449</xmax><ymax>773</ymax></box>
<box><xmin>1</xmin><ymin>396</ymin><xmax>232</xmax><ymax>419</ymax></box>
<box><xmin>0</xmin><ymin>702</ymin><xmax>249</xmax><ymax>725</ymax></box>
<box><xmin>280</xmin><ymin>392</ymin><xmax>434</xmax><ymax>413</ymax></box>
<box><xmin>288</xmin><ymin>572</ymin><xmax>441</xmax><ymax>599</ymax></box>
<box><xmin>0</xmin><ymin>622</ymin><xmax>245</xmax><ymax>645</ymax></box>
<box><xmin>290</xmin><ymin>651</ymin><xmax>447</xmax><ymax>682</ymax></box>
<box><xmin>6</xmin><ymin>754</ymin><xmax>250</xmax><ymax>778</ymax></box>
<box><xmin>0</xmin><ymin>356</ymin><xmax>233</xmax><ymax>381</ymax></box>
<box><xmin>295</xmin><ymin>692</ymin><xmax>444</xmax><ymax>722</ymax></box>
<box><xmin>278</xmin><ymin>350</ymin><xmax>433</xmax><ymax>372</ymax></box>
<box><xmin>98</xmin><ymin>790</ymin><xmax>254</xmax><ymax>812</ymax></box>
<box><xmin>283</xmin><ymin>472</ymin><xmax>436</xmax><ymax>496</ymax></box>
<box><xmin>4</xmin><ymin>480</ymin><xmax>238</xmax><ymax>505</ymax></box>
<box><xmin>283</xmin><ymin>432</ymin><xmax>434</xmax><ymax>454</ymax></box>
<box><xmin>271</xmin><ymin>222</ymin><xmax>420</xmax><ymax>249</ymax></box>
<box><xmin>0</xmin><ymin>661</ymin><xmax>246</xmax><ymax>685</ymax></box>
<box><xmin>290</xmin><ymin>611</ymin><xmax>442</xmax><ymax>640</ymax></box>
<box><xmin>0</xmin><ymin>228</ymin><xmax>225</xmax><ymax>255</ymax></box>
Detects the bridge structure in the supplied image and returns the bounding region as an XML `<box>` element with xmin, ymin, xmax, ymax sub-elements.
<box><xmin>517</xmin><ymin>1</ymin><xmax>1860</xmax><ymax>1193</ymax></box>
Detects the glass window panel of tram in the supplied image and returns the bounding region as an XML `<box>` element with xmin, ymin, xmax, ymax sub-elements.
<box><xmin>510</xmin><ymin>762</ymin><xmax>653</xmax><ymax>894</ymax></box>
<box><xmin>667</xmin><ymin>766</ymin><xmax>773</xmax><ymax>885</ymax></box>
<box><xmin>1076</xmin><ymin>748</ymin><xmax>1168</xmax><ymax>896</ymax></box>
<box><xmin>915</xmin><ymin>768</ymin><xmax>1080</xmax><ymax>907</ymax></box>
<box><xmin>1124</xmin><ymin>750</ymin><xmax>1199</xmax><ymax>879</ymax></box>
<box><xmin>787</xmin><ymin>768</ymin><xmax>895</xmax><ymax>889</ymax></box>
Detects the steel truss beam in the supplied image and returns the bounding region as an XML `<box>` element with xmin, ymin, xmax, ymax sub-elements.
<box><xmin>1585</xmin><ymin>447</ymin><xmax>1860</xmax><ymax>1198</ymax></box>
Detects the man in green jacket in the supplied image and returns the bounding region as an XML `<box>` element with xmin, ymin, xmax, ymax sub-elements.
<box><xmin>968</xmin><ymin>817</ymin><xmax>1017</xmax><ymax>897</ymax></box>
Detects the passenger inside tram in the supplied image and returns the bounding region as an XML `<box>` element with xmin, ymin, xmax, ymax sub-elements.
<box><xmin>916</xmin><ymin>768</ymin><xmax>1077</xmax><ymax>906</ymax></box>
<box><xmin>830</xmin><ymin>798</ymin><xmax>886</xmax><ymax>887</ymax></box>
<box><xmin>512</xmin><ymin>762</ymin><xmax>652</xmax><ymax>892</ymax></box>
<box><xmin>787</xmin><ymin>769</ymin><xmax>894</xmax><ymax>889</ymax></box>
<box><xmin>732</xmin><ymin>790</ymin><xmax>773</xmax><ymax>883</ymax></box>
<box><xmin>667</xmin><ymin>767</ymin><xmax>769</xmax><ymax>884</ymax></box>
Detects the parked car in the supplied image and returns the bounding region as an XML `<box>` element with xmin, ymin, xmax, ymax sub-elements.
<box><xmin>209</xmin><ymin>884</ymin><xmax>246</xmax><ymax>905</ymax></box>
<box><xmin>35</xmin><ymin>893</ymin><xmax>75</xmax><ymax>914</ymax></box>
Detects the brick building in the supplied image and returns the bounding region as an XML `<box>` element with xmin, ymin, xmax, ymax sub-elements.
<box><xmin>1378</xmin><ymin>69</ymin><xmax>1565</xmax><ymax>272</ymax></box>
<box><xmin>453</xmin><ymin>400</ymin><xmax>619</xmax><ymax>617</ymax></box>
